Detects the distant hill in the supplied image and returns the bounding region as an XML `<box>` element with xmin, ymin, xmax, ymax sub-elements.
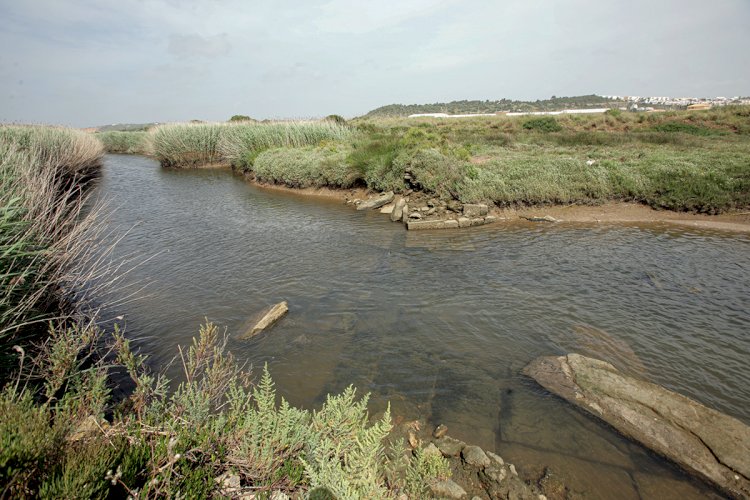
<box><xmin>363</xmin><ymin>95</ymin><xmax>622</xmax><ymax>117</ymax></box>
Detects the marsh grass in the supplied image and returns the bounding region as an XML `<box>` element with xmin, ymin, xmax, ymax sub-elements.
<box><xmin>0</xmin><ymin>126</ymin><xmax>104</xmax><ymax>362</ymax></box>
<box><xmin>253</xmin><ymin>145</ymin><xmax>362</xmax><ymax>188</ymax></box>
<box><xmin>96</xmin><ymin>131</ymin><xmax>149</xmax><ymax>154</ymax></box>
<box><xmin>219</xmin><ymin>120</ymin><xmax>354</xmax><ymax>168</ymax></box>
<box><xmin>149</xmin><ymin>123</ymin><xmax>225</xmax><ymax>167</ymax></box>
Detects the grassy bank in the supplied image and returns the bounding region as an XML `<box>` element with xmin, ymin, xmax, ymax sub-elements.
<box><xmin>0</xmin><ymin>126</ymin><xmax>103</xmax><ymax>361</ymax></box>
<box><xmin>119</xmin><ymin>107</ymin><xmax>750</xmax><ymax>214</ymax></box>
<box><xmin>1</xmin><ymin>127</ymin><xmax>451</xmax><ymax>497</ymax></box>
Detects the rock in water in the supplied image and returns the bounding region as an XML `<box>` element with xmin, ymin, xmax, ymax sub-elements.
<box><xmin>242</xmin><ymin>301</ymin><xmax>288</xmax><ymax>339</ymax></box>
<box><xmin>523</xmin><ymin>215</ymin><xmax>558</xmax><ymax>222</ymax></box>
<box><xmin>433</xmin><ymin>423</ymin><xmax>449</xmax><ymax>438</ymax></box>
<box><xmin>391</xmin><ymin>197</ymin><xmax>406</xmax><ymax>222</ymax></box>
<box><xmin>522</xmin><ymin>353</ymin><xmax>750</xmax><ymax>499</ymax></box>
<box><xmin>356</xmin><ymin>191</ymin><xmax>394</xmax><ymax>211</ymax></box>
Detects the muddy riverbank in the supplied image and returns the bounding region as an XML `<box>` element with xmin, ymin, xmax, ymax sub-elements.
<box><xmin>242</xmin><ymin>171</ymin><xmax>750</xmax><ymax>234</ymax></box>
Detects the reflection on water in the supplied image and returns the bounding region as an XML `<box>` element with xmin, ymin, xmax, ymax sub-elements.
<box><xmin>95</xmin><ymin>155</ymin><xmax>748</xmax><ymax>499</ymax></box>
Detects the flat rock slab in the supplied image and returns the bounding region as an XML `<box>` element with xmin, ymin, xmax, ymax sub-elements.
<box><xmin>356</xmin><ymin>191</ymin><xmax>394</xmax><ymax>210</ymax></box>
<box><xmin>523</xmin><ymin>353</ymin><xmax>750</xmax><ymax>499</ymax></box>
<box><xmin>242</xmin><ymin>301</ymin><xmax>288</xmax><ymax>339</ymax></box>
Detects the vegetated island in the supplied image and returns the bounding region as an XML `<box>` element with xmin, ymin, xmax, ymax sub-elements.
<box><xmin>2</xmin><ymin>100</ymin><xmax>750</xmax><ymax>498</ymax></box>
<box><xmin>97</xmin><ymin>103</ymin><xmax>750</xmax><ymax>232</ymax></box>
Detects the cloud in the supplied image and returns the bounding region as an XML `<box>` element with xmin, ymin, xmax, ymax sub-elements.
<box><xmin>168</xmin><ymin>33</ymin><xmax>232</xmax><ymax>59</ymax></box>
<box><xmin>314</xmin><ymin>0</ymin><xmax>456</xmax><ymax>34</ymax></box>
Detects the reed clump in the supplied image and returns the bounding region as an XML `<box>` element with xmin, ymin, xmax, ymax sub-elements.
<box><xmin>147</xmin><ymin>120</ymin><xmax>353</xmax><ymax>169</ymax></box>
<box><xmin>0</xmin><ymin>126</ymin><xmax>104</xmax><ymax>361</ymax></box>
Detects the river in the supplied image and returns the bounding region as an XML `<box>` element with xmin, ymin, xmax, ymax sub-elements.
<box><xmin>94</xmin><ymin>154</ymin><xmax>750</xmax><ymax>499</ymax></box>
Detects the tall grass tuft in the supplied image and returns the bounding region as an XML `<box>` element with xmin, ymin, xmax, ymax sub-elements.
<box><xmin>219</xmin><ymin>120</ymin><xmax>354</xmax><ymax>168</ymax></box>
<box><xmin>0</xmin><ymin>126</ymin><xmax>104</xmax><ymax>365</ymax></box>
<box><xmin>149</xmin><ymin>123</ymin><xmax>226</xmax><ymax>167</ymax></box>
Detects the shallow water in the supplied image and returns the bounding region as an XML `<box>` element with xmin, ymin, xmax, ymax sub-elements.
<box><xmin>95</xmin><ymin>155</ymin><xmax>749</xmax><ymax>498</ymax></box>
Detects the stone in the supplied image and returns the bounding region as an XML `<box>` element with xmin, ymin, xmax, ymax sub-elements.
<box><xmin>401</xmin><ymin>204</ymin><xmax>409</xmax><ymax>222</ymax></box>
<box><xmin>522</xmin><ymin>353</ymin><xmax>750</xmax><ymax>499</ymax></box>
<box><xmin>407</xmin><ymin>220</ymin><xmax>448</xmax><ymax>230</ymax></box>
<box><xmin>408</xmin><ymin>211</ymin><xmax>422</xmax><ymax>220</ymax></box>
<box><xmin>429</xmin><ymin>479</ymin><xmax>467</xmax><ymax>499</ymax></box>
<box><xmin>470</xmin><ymin>218</ymin><xmax>485</xmax><ymax>227</ymax></box>
<box><xmin>408</xmin><ymin>431</ymin><xmax>419</xmax><ymax>449</ymax></box>
<box><xmin>427</xmin><ymin>198</ymin><xmax>437</xmax><ymax>207</ymax></box>
<box><xmin>484</xmin><ymin>215</ymin><xmax>498</xmax><ymax>224</ymax></box>
<box><xmin>463</xmin><ymin>203</ymin><xmax>488</xmax><ymax>217</ymax></box>
<box><xmin>433</xmin><ymin>424</ymin><xmax>449</xmax><ymax>438</ymax></box>
<box><xmin>462</xmin><ymin>445</ymin><xmax>491</xmax><ymax>468</ymax></box>
<box><xmin>509</xmin><ymin>464</ymin><xmax>518</xmax><ymax>476</ymax></box>
<box><xmin>447</xmin><ymin>199</ymin><xmax>462</xmax><ymax>212</ymax></box>
<box><xmin>483</xmin><ymin>465</ymin><xmax>507</xmax><ymax>483</ymax></box>
<box><xmin>391</xmin><ymin>198</ymin><xmax>406</xmax><ymax>222</ymax></box>
<box><xmin>380</xmin><ymin>203</ymin><xmax>395</xmax><ymax>214</ymax></box>
<box><xmin>435</xmin><ymin>436</ymin><xmax>465</xmax><ymax>457</ymax></box>
<box><xmin>242</xmin><ymin>301</ymin><xmax>288</xmax><ymax>339</ymax></box>
<box><xmin>420</xmin><ymin>206</ymin><xmax>431</xmax><ymax>212</ymax></box>
<box><xmin>458</xmin><ymin>217</ymin><xmax>471</xmax><ymax>228</ymax></box>
<box><xmin>443</xmin><ymin>220</ymin><xmax>459</xmax><ymax>229</ymax></box>
<box><xmin>215</xmin><ymin>471</ymin><xmax>241</xmax><ymax>492</ymax></box>
<box><xmin>523</xmin><ymin>215</ymin><xmax>558</xmax><ymax>222</ymax></box>
<box><xmin>487</xmin><ymin>451</ymin><xmax>504</xmax><ymax>466</ymax></box>
<box><xmin>423</xmin><ymin>442</ymin><xmax>442</xmax><ymax>457</ymax></box>
<box><xmin>356</xmin><ymin>191</ymin><xmax>394</xmax><ymax>211</ymax></box>
<box><xmin>426</xmin><ymin>207</ymin><xmax>437</xmax><ymax>216</ymax></box>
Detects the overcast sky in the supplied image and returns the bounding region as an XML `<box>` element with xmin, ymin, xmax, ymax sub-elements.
<box><xmin>1</xmin><ymin>0</ymin><xmax>748</xmax><ymax>127</ymax></box>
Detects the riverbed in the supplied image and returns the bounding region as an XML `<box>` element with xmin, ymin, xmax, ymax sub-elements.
<box><xmin>94</xmin><ymin>154</ymin><xmax>750</xmax><ymax>499</ymax></box>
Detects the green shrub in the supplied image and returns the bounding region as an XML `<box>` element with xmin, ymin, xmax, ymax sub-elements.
<box><xmin>324</xmin><ymin>114</ymin><xmax>347</xmax><ymax>125</ymax></box>
<box><xmin>522</xmin><ymin>116</ymin><xmax>563</xmax><ymax>132</ymax></box>
<box><xmin>651</xmin><ymin>121</ymin><xmax>725</xmax><ymax>136</ymax></box>
<box><xmin>229</xmin><ymin>115</ymin><xmax>254</xmax><ymax>122</ymax></box>
<box><xmin>252</xmin><ymin>146</ymin><xmax>361</xmax><ymax>188</ymax></box>
<box><xmin>394</xmin><ymin>148</ymin><xmax>467</xmax><ymax>199</ymax></box>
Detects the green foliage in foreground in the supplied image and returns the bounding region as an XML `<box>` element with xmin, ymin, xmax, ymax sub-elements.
<box><xmin>97</xmin><ymin>131</ymin><xmax>150</xmax><ymax>154</ymax></box>
<box><xmin>1</xmin><ymin>321</ymin><xmax>450</xmax><ymax>498</ymax></box>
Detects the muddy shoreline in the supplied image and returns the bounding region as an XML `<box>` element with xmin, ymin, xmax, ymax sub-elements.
<box><xmin>241</xmin><ymin>172</ymin><xmax>750</xmax><ymax>234</ymax></box>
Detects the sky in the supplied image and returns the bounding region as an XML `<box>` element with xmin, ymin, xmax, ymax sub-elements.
<box><xmin>1</xmin><ymin>0</ymin><xmax>749</xmax><ymax>127</ymax></box>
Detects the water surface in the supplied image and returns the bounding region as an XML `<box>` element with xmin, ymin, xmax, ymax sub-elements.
<box><xmin>96</xmin><ymin>155</ymin><xmax>750</xmax><ymax>499</ymax></box>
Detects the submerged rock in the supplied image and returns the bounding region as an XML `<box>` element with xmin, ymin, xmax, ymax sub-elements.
<box><xmin>523</xmin><ymin>353</ymin><xmax>750</xmax><ymax>499</ymax></box>
<box><xmin>523</xmin><ymin>215</ymin><xmax>559</xmax><ymax>222</ymax></box>
<box><xmin>242</xmin><ymin>301</ymin><xmax>288</xmax><ymax>339</ymax></box>
<box><xmin>356</xmin><ymin>191</ymin><xmax>394</xmax><ymax>211</ymax></box>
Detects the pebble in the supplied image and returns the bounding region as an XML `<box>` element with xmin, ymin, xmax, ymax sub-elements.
<box><xmin>433</xmin><ymin>424</ymin><xmax>448</xmax><ymax>438</ymax></box>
